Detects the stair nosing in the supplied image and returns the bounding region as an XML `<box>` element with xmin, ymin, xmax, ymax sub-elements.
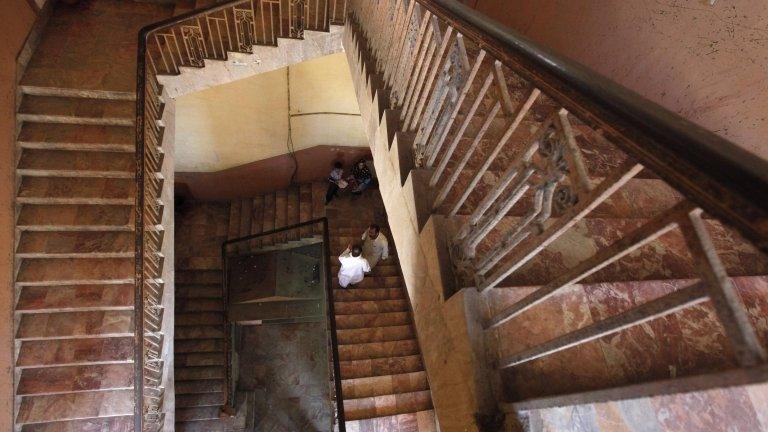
<box><xmin>16</xmin><ymin>305</ymin><xmax>133</xmax><ymax>314</ymax></box>
<box><xmin>16</xmin><ymin>279</ymin><xmax>134</xmax><ymax>287</ymax></box>
<box><xmin>16</xmin><ymin>332</ymin><xmax>134</xmax><ymax>341</ymax></box>
<box><xmin>17</xmin><ymin>113</ymin><xmax>134</xmax><ymax>127</ymax></box>
<box><xmin>15</xmin><ymin>252</ymin><xmax>134</xmax><ymax>259</ymax></box>
<box><xmin>20</xmin><ymin>85</ymin><xmax>136</xmax><ymax>100</ymax></box>
<box><xmin>17</xmin><ymin>141</ymin><xmax>134</xmax><ymax>153</ymax></box>
<box><xmin>16</xmin><ymin>385</ymin><xmax>135</xmax><ymax>397</ymax></box>
<box><xmin>16</xmin><ymin>169</ymin><xmax>134</xmax><ymax>179</ymax></box>
<box><xmin>16</xmin><ymin>197</ymin><xmax>135</xmax><ymax>206</ymax></box>
<box><xmin>16</xmin><ymin>359</ymin><xmax>133</xmax><ymax>369</ymax></box>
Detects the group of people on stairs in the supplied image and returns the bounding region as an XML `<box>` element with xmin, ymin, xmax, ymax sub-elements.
<box><xmin>325</xmin><ymin>158</ymin><xmax>375</xmax><ymax>204</ymax></box>
<box><xmin>338</xmin><ymin>223</ymin><xmax>389</xmax><ymax>288</ymax></box>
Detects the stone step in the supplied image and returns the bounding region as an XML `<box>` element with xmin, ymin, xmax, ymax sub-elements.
<box><xmin>338</xmin><ymin>339</ymin><xmax>420</xmax><ymax>361</ymax></box>
<box><xmin>17</xmin><ymin>177</ymin><xmax>135</xmax><ymax>200</ymax></box>
<box><xmin>17</xmin><ymin>122</ymin><xmax>133</xmax><ymax>148</ymax></box>
<box><xmin>332</xmin><ymin>276</ymin><xmax>402</xmax><ymax>289</ymax></box>
<box><xmin>16</xmin><ymin>364</ymin><xmax>134</xmax><ymax>395</ymax></box>
<box><xmin>341</xmin><ymin>370</ymin><xmax>429</xmax><ymax>399</ymax></box>
<box><xmin>343</xmin><ymin>409</ymin><xmax>437</xmax><ymax>432</ymax></box>
<box><xmin>176</xmin><ymin>298</ymin><xmax>225</xmax><ymax>313</ymax></box>
<box><xmin>175</xmin><ymin>338</ymin><xmax>225</xmax><ymax>354</ymax></box>
<box><xmin>16</xmin><ymin>415</ymin><xmax>135</xmax><ymax>432</ymax></box>
<box><xmin>15</xmin><ymin>284</ymin><xmax>133</xmax><ymax>313</ymax></box>
<box><xmin>343</xmin><ymin>390</ymin><xmax>433</xmax><ymax>421</ymax></box>
<box><xmin>176</xmin><ymin>406</ymin><xmax>222</xmax><ymax>422</ymax></box>
<box><xmin>16</xmin><ymin>310</ymin><xmax>134</xmax><ymax>340</ymax></box>
<box><xmin>333</xmin><ymin>287</ymin><xmax>406</xmax><ymax>302</ymax></box>
<box><xmin>334</xmin><ymin>299</ymin><xmax>410</xmax><ymax>315</ymax></box>
<box><xmin>339</xmin><ymin>355</ymin><xmax>425</xmax><ymax>380</ymax></box>
<box><xmin>176</xmin><ymin>392</ymin><xmax>226</xmax><ymax>408</ymax></box>
<box><xmin>176</xmin><ymin>419</ymin><xmax>227</xmax><ymax>432</ymax></box>
<box><xmin>176</xmin><ymin>285</ymin><xmax>222</xmax><ymax>298</ymax></box>
<box><xmin>176</xmin><ymin>352</ymin><xmax>226</xmax><ymax>367</ymax></box>
<box><xmin>15</xmin><ymin>337</ymin><xmax>133</xmax><ymax>368</ymax></box>
<box><xmin>17</xmin><ymin>232</ymin><xmax>133</xmax><ymax>255</ymax></box>
<box><xmin>177</xmin><ymin>312</ymin><xmax>225</xmax><ymax>326</ymax></box>
<box><xmin>335</xmin><ymin>312</ymin><xmax>411</xmax><ymax>329</ymax></box>
<box><xmin>18</xmin><ymin>94</ymin><xmax>134</xmax><ymax>126</ymax></box>
<box><xmin>176</xmin><ymin>366</ymin><xmax>226</xmax><ymax>381</ymax></box>
<box><xmin>16</xmin><ymin>205</ymin><xmax>134</xmax><ymax>228</ymax></box>
<box><xmin>20</xmin><ymin>85</ymin><xmax>136</xmax><ymax>101</ymax></box>
<box><xmin>17</xmin><ymin>149</ymin><xmax>135</xmax><ymax>173</ymax></box>
<box><xmin>15</xmin><ymin>389</ymin><xmax>133</xmax><ymax>425</ymax></box>
<box><xmin>176</xmin><ymin>379</ymin><xmax>226</xmax><ymax>395</ymax></box>
<box><xmin>337</xmin><ymin>325</ymin><xmax>415</xmax><ymax>345</ymax></box>
<box><xmin>175</xmin><ymin>326</ymin><xmax>226</xmax><ymax>340</ymax></box>
<box><xmin>16</xmin><ymin>258</ymin><xmax>134</xmax><ymax>285</ymax></box>
<box><xmin>177</xmin><ymin>270</ymin><xmax>223</xmax><ymax>285</ymax></box>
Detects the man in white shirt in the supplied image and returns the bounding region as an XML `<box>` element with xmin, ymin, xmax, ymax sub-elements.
<box><xmin>361</xmin><ymin>224</ymin><xmax>389</xmax><ymax>270</ymax></box>
<box><xmin>338</xmin><ymin>243</ymin><xmax>370</xmax><ymax>288</ymax></box>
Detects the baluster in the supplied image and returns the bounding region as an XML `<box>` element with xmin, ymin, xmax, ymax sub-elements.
<box><xmin>493</xmin><ymin>61</ymin><xmax>515</xmax><ymax>115</ymax></box>
<box><xmin>406</xmin><ymin>26</ymin><xmax>455</xmax><ymax>130</ymax></box>
<box><xmin>385</xmin><ymin>0</ymin><xmax>415</xmax><ymax>87</ymax></box>
<box><xmin>401</xmin><ymin>23</ymin><xmax>437</xmax><ymax>123</ymax></box>
<box><xmin>393</xmin><ymin>8</ymin><xmax>431</xmax><ymax>104</ymax></box>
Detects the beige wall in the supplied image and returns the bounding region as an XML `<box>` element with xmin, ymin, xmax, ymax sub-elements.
<box><xmin>174</xmin><ymin>52</ymin><xmax>366</xmax><ymax>172</ymax></box>
<box><xmin>0</xmin><ymin>1</ymin><xmax>37</xmax><ymax>429</ymax></box>
<box><xmin>461</xmin><ymin>0</ymin><xmax>768</xmax><ymax>159</ymax></box>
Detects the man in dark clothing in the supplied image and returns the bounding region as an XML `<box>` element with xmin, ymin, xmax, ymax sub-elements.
<box><xmin>350</xmin><ymin>159</ymin><xmax>372</xmax><ymax>195</ymax></box>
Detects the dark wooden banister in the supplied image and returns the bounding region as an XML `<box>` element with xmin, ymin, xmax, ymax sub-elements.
<box><xmin>415</xmin><ymin>0</ymin><xmax>768</xmax><ymax>253</ymax></box>
<box><xmin>220</xmin><ymin>218</ymin><xmax>346</xmax><ymax>430</ymax></box>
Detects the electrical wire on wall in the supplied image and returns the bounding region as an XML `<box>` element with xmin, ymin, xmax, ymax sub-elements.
<box><xmin>286</xmin><ymin>66</ymin><xmax>299</xmax><ymax>187</ymax></box>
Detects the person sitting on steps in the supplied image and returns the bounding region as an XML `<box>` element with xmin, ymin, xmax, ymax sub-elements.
<box><xmin>337</xmin><ymin>243</ymin><xmax>370</xmax><ymax>288</ymax></box>
<box><xmin>350</xmin><ymin>158</ymin><xmax>373</xmax><ymax>196</ymax></box>
<box><xmin>325</xmin><ymin>161</ymin><xmax>347</xmax><ymax>205</ymax></box>
<box><xmin>361</xmin><ymin>223</ymin><xmax>388</xmax><ymax>271</ymax></box>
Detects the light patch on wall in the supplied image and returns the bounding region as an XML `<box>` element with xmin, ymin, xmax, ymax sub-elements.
<box><xmin>175</xmin><ymin>52</ymin><xmax>366</xmax><ymax>172</ymax></box>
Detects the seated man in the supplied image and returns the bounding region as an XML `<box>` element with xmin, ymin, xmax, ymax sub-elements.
<box><xmin>337</xmin><ymin>243</ymin><xmax>370</xmax><ymax>288</ymax></box>
<box><xmin>361</xmin><ymin>224</ymin><xmax>388</xmax><ymax>270</ymax></box>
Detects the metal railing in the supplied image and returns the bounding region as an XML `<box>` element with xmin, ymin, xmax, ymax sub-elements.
<box><xmin>135</xmin><ymin>1</ymin><xmax>345</xmax><ymax>430</ymax></box>
<box><xmin>221</xmin><ymin>218</ymin><xmax>346</xmax><ymax>430</ymax></box>
<box><xmin>345</xmin><ymin>0</ymin><xmax>768</xmax><ymax>412</ymax></box>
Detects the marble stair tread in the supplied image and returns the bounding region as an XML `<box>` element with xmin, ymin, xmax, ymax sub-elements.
<box><xmin>176</xmin><ymin>366</ymin><xmax>226</xmax><ymax>381</ymax></box>
<box><xmin>175</xmin><ymin>326</ymin><xmax>226</xmax><ymax>340</ymax></box>
<box><xmin>15</xmin><ymin>389</ymin><xmax>134</xmax><ymax>425</ymax></box>
<box><xmin>176</xmin><ymin>392</ymin><xmax>226</xmax><ymax>408</ymax></box>
<box><xmin>16</xmin><ymin>363</ymin><xmax>134</xmax><ymax>396</ymax></box>
<box><xmin>15</xmin><ymin>284</ymin><xmax>134</xmax><ymax>312</ymax></box>
<box><xmin>15</xmin><ymin>337</ymin><xmax>134</xmax><ymax>368</ymax></box>
<box><xmin>344</xmin><ymin>409</ymin><xmax>437</xmax><ymax>432</ymax></box>
<box><xmin>176</xmin><ymin>379</ymin><xmax>226</xmax><ymax>395</ymax></box>
<box><xmin>342</xmin><ymin>390</ymin><xmax>433</xmax><ymax>421</ymax></box>
<box><xmin>335</xmin><ymin>311</ymin><xmax>411</xmax><ymax>329</ymax></box>
<box><xmin>15</xmin><ymin>258</ymin><xmax>134</xmax><ymax>284</ymax></box>
<box><xmin>174</xmin><ymin>338</ymin><xmax>225</xmax><ymax>354</ymax></box>
<box><xmin>337</xmin><ymin>325</ymin><xmax>415</xmax><ymax>345</ymax></box>
<box><xmin>176</xmin><ymin>406</ymin><xmax>222</xmax><ymax>422</ymax></box>
<box><xmin>338</xmin><ymin>339</ymin><xmax>420</xmax><ymax>361</ymax></box>
<box><xmin>17</xmin><ymin>149</ymin><xmax>135</xmax><ymax>173</ymax></box>
<box><xmin>175</xmin><ymin>352</ymin><xmax>226</xmax><ymax>367</ymax></box>
<box><xmin>341</xmin><ymin>371</ymin><xmax>429</xmax><ymax>399</ymax></box>
<box><xmin>17</xmin><ymin>177</ymin><xmax>135</xmax><ymax>200</ymax></box>
<box><xmin>17</xmin><ymin>415</ymin><xmax>134</xmax><ymax>432</ymax></box>
<box><xmin>17</xmin><ymin>232</ymin><xmax>133</xmax><ymax>255</ymax></box>
<box><xmin>16</xmin><ymin>205</ymin><xmax>134</xmax><ymax>228</ymax></box>
<box><xmin>333</xmin><ymin>287</ymin><xmax>406</xmax><ymax>302</ymax></box>
<box><xmin>18</xmin><ymin>94</ymin><xmax>135</xmax><ymax>126</ymax></box>
<box><xmin>334</xmin><ymin>299</ymin><xmax>410</xmax><ymax>315</ymax></box>
<box><xmin>176</xmin><ymin>312</ymin><xmax>225</xmax><ymax>326</ymax></box>
<box><xmin>16</xmin><ymin>310</ymin><xmax>134</xmax><ymax>340</ymax></box>
<box><xmin>19</xmin><ymin>85</ymin><xmax>136</xmax><ymax>101</ymax></box>
<box><xmin>176</xmin><ymin>298</ymin><xmax>225</xmax><ymax>313</ymax></box>
<box><xmin>17</xmin><ymin>122</ymin><xmax>133</xmax><ymax>148</ymax></box>
<box><xmin>176</xmin><ymin>285</ymin><xmax>223</xmax><ymax>298</ymax></box>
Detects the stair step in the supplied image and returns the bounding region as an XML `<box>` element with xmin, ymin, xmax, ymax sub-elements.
<box><xmin>17</xmin><ymin>415</ymin><xmax>135</xmax><ymax>432</ymax></box>
<box><xmin>18</xmin><ymin>94</ymin><xmax>134</xmax><ymax>126</ymax></box>
<box><xmin>16</xmin><ymin>310</ymin><xmax>134</xmax><ymax>340</ymax></box>
<box><xmin>176</xmin><ymin>406</ymin><xmax>222</xmax><ymax>422</ymax></box>
<box><xmin>176</xmin><ymin>366</ymin><xmax>226</xmax><ymax>381</ymax></box>
<box><xmin>17</xmin><ymin>177</ymin><xmax>135</xmax><ymax>200</ymax></box>
<box><xmin>177</xmin><ymin>270</ymin><xmax>222</xmax><ymax>285</ymax></box>
<box><xmin>176</xmin><ymin>379</ymin><xmax>226</xmax><ymax>395</ymax></box>
<box><xmin>17</xmin><ymin>364</ymin><xmax>134</xmax><ymax>395</ymax></box>
<box><xmin>339</xmin><ymin>355</ymin><xmax>425</xmax><ymax>380</ymax></box>
<box><xmin>16</xmin><ymin>169</ymin><xmax>134</xmax><ymax>179</ymax></box>
<box><xmin>343</xmin><ymin>390</ymin><xmax>433</xmax><ymax>421</ymax></box>
<box><xmin>176</xmin><ymin>352</ymin><xmax>226</xmax><ymax>367</ymax></box>
<box><xmin>176</xmin><ymin>392</ymin><xmax>226</xmax><ymax>408</ymax></box>
<box><xmin>334</xmin><ymin>299</ymin><xmax>410</xmax><ymax>315</ymax></box>
<box><xmin>337</xmin><ymin>325</ymin><xmax>415</xmax><ymax>345</ymax></box>
<box><xmin>177</xmin><ymin>256</ymin><xmax>221</xmax><ymax>271</ymax></box>
<box><xmin>16</xmin><ymin>258</ymin><xmax>133</xmax><ymax>284</ymax></box>
<box><xmin>341</xmin><ymin>371</ymin><xmax>429</xmax><ymax>399</ymax></box>
<box><xmin>175</xmin><ymin>326</ymin><xmax>225</xmax><ymax>340</ymax></box>
<box><xmin>332</xmin><ymin>276</ymin><xmax>401</xmax><ymax>289</ymax></box>
<box><xmin>335</xmin><ymin>312</ymin><xmax>411</xmax><ymax>329</ymax></box>
<box><xmin>176</xmin><ymin>419</ymin><xmax>227</xmax><ymax>432</ymax></box>
<box><xmin>20</xmin><ymin>85</ymin><xmax>136</xmax><ymax>101</ymax></box>
<box><xmin>332</xmin><ymin>263</ymin><xmax>399</xmax><ymax>277</ymax></box>
<box><xmin>17</xmin><ymin>122</ymin><xmax>133</xmax><ymax>147</ymax></box>
<box><xmin>176</xmin><ymin>285</ymin><xmax>222</xmax><ymax>298</ymax></box>
<box><xmin>15</xmin><ymin>389</ymin><xmax>133</xmax><ymax>425</ymax></box>
<box><xmin>16</xmin><ymin>205</ymin><xmax>134</xmax><ymax>228</ymax></box>
<box><xmin>333</xmin><ymin>287</ymin><xmax>405</xmax><ymax>302</ymax></box>
<box><xmin>339</xmin><ymin>339</ymin><xmax>420</xmax><ymax>361</ymax></box>
<box><xmin>18</xmin><ymin>141</ymin><xmax>134</xmax><ymax>153</ymax></box>
<box><xmin>17</xmin><ymin>232</ymin><xmax>133</xmax><ymax>255</ymax></box>
<box><xmin>16</xmin><ymin>337</ymin><xmax>133</xmax><ymax>368</ymax></box>
<box><xmin>177</xmin><ymin>298</ymin><xmax>224</xmax><ymax>313</ymax></box>
<box><xmin>344</xmin><ymin>410</ymin><xmax>437</xmax><ymax>432</ymax></box>
<box><xmin>16</xmin><ymin>284</ymin><xmax>134</xmax><ymax>313</ymax></box>
<box><xmin>18</xmin><ymin>149</ymin><xmax>135</xmax><ymax>173</ymax></box>
<box><xmin>175</xmin><ymin>339</ymin><xmax>225</xmax><ymax>354</ymax></box>
<box><xmin>177</xmin><ymin>312</ymin><xmax>225</xmax><ymax>326</ymax></box>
